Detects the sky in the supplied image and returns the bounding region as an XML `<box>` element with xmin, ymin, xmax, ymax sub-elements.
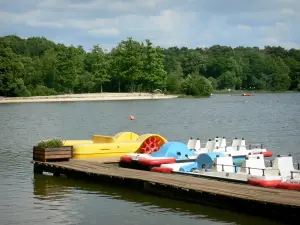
<box><xmin>0</xmin><ymin>0</ymin><xmax>300</xmax><ymax>51</ymax></box>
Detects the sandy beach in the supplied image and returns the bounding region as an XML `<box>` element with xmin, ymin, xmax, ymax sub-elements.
<box><xmin>0</xmin><ymin>92</ymin><xmax>178</xmax><ymax>104</ymax></box>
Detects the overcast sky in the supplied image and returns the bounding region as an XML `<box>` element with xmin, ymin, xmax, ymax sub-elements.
<box><xmin>0</xmin><ymin>0</ymin><xmax>299</xmax><ymax>51</ymax></box>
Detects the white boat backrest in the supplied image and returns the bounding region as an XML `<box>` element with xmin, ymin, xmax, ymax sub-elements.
<box><xmin>215</xmin><ymin>137</ymin><xmax>222</xmax><ymax>144</ymax></box>
<box><xmin>239</xmin><ymin>154</ymin><xmax>266</xmax><ymax>175</ymax></box>
<box><xmin>233</xmin><ymin>139</ymin><xmax>246</xmax><ymax>147</ymax></box>
<box><xmin>205</xmin><ymin>139</ymin><xmax>215</xmax><ymax>150</ymax></box>
<box><xmin>273</xmin><ymin>156</ymin><xmax>294</xmax><ymax>177</ymax></box>
<box><xmin>240</xmin><ymin>139</ymin><xmax>246</xmax><ymax>147</ymax></box>
<box><xmin>220</xmin><ymin>144</ymin><xmax>246</xmax><ymax>152</ymax></box>
<box><xmin>187</xmin><ymin>138</ymin><xmax>197</xmax><ymax>149</ymax></box>
<box><xmin>211</xmin><ymin>156</ymin><xmax>234</xmax><ymax>173</ymax></box>
<box><xmin>219</xmin><ymin>137</ymin><xmax>227</xmax><ymax>147</ymax></box>
<box><xmin>194</xmin><ymin>139</ymin><xmax>201</xmax><ymax>151</ymax></box>
<box><xmin>214</xmin><ymin>140</ymin><xmax>220</xmax><ymax>148</ymax></box>
<box><xmin>231</xmin><ymin>138</ymin><xmax>239</xmax><ymax>147</ymax></box>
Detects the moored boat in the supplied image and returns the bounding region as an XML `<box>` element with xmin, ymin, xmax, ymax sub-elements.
<box><xmin>248</xmin><ymin>155</ymin><xmax>300</xmax><ymax>190</ymax></box>
<box><xmin>61</xmin><ymin>132</ymin><xmax>167</xmax><ymax>159</ymax></box>
<box><xmin>242</xmin><ymin>93</ymin><xmax>251</xmax><ymax>96</ymax></box>
<box><xmin>120</xmin><ymin>136</ymin><xmax>273</xmax><ymax>171</ymax></box>
<box><xmin>154</xmin><ymin>153</ymin><xmax>284</xmax><ymax>186</ymax></box>
<box><xmin>119</xmin><ymin>141</ymin><xmax>195</xmax><ymax>170</ymax></box>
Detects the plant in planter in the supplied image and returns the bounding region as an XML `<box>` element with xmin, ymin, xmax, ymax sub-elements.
<box><xmin>36</xmin><ymin>138</ymin><xmax>64</xmax><ymax>149</ymax></box>
<box><xmin>33</xmin><ymin>138</ymin><xmax>72</xmax><ymax>162</ymax></box>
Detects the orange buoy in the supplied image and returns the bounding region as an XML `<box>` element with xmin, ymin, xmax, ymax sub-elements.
<box><xmin>129</xmin><ymin>115</ymin><xmax>135</xmax><ymax>120</ymax></box>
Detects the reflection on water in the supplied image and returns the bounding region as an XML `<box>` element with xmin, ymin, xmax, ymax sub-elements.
<box><xmin>0</xmin><ymin>93</ymin><xmax>299</xmax><ymax>225</ymax></box>
<box><xmin>32</xmin><ymin>174</ymin><xmax>284</xmax><ymax>225</ymax></box>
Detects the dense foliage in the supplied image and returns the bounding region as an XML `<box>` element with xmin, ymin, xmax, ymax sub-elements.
<box><xmin>36</xmin><ymin>138</ymin><xmax>63</xmax><ymax>149</ymax></box>
<box><xmin>1</xmin><ymin>35</ymin><xmax>300</xmax><ymax>97</ymax></box>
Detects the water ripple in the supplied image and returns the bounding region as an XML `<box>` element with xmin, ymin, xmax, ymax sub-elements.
<box><xmin>0</xmin><ymin>93</ymin><xmax>299</xmax><ymax>225</ymax></box>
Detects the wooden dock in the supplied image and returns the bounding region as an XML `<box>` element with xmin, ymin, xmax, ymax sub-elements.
<box><xmin>32</xmin><ymin>158</ymin><xmax>300</xmax><ymax>224</ymax></box>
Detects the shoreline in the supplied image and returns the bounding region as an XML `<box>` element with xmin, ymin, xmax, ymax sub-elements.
<box><xmin>212</xmin><ymin>90</ymin><xmax>299</xmax><ymax>94</ymax></box>
<box><xmin>0</xmin><ymin>92</ymin><xmax>178</xmax><ymax>104</ymax></box>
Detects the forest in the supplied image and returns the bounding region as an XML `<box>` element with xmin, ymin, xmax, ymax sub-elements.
<box><xmin>0</xmin><ymin>35</ymin><xmax>300</xmax><ymax>97</ymax></box>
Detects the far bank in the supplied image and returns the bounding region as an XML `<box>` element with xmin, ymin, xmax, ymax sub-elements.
<box><xmin>0</xmin><ymin>93</ymin><xmax>178</xmax><ymax>104</ymax></box>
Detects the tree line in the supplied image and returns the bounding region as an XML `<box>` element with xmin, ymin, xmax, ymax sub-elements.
<box><xmin>0</xmin><ymin>35</ymin><xmax>299</xmax><ymax>97</ymax></box>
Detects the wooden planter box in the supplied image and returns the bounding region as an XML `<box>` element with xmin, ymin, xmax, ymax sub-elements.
<box><xmin>33</xmin><ymin>146</ymin><xmax>72</xmax><ymax>162</ymax></box>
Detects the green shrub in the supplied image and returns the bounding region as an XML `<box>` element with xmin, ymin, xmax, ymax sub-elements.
<box><xmin>30</xmin><ymin>85</ymin><xmax>57</xmax><ymax>96</ymax></box>
<box><xmin>180</xmin><ymin>74</ymin><xmax>213</xmax><ymax>97</ymax></box>
<box><xmin>36</xmin><ymin>138</ymin><xmax>63</xmax><ymax>149</ymax></box>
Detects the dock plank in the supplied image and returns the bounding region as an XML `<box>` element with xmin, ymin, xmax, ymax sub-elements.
<box><xmin>32</xmin><ymin>159</ymin><xmax>300</xmax><ymax>207</ymax></box>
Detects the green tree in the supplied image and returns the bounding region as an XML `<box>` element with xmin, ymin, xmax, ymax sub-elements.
<box><xmin>1</xmin><ymin>34</ymin><xmax>299</xmax><ymax>97</ymax></box>
<box><xmin>265</xmin><ymin>56</ymin><xmax>290</xmax><ymax>90</ymax></box>
<box><xmin>217</xmin><ymin>71</ymin><xmax>238</xmax><ymax>89</ymax></box>
<box><xmin>113</xmin><ymin>37</ymin><xmax>144</xmax><ymax>92</ymax></box>
<box><xmin>181</xmin><ymin>50</ymin><xmax>207</xmax><ymax>76</ymax></box>
<box><xmin>55</xmin><ymin>45</ymin><xmax>85</xmax><ymax>93</ymax></box>
<box><xmin>89</xmin><ymin>44</ymin><xmax>110</xmax><ymax>92</ymax></box>
<box><xmin>166</xmin><ymin>62</ymin><xmax>184</xmax><ymax>93</ymax></box>
<box><xmin>143</xmin><ymin>39</ymin><xmax>167</xmax><ymax>92</ymax></box>
<box><xmin>75</xmin><ymin>71</ymin><xmax>95</xmax><ymax>93</ymax></box>
<box><xmin>0</xmin><ymin>44</ymin><xmax>26</xmax><ymax>96</ymax></box>
<box><xmin>208</xmin><ymin>77</ymin><xmax>218</xmax><ymax>90</ymax></box>
<box><xmin>41</xmin><ymin>48</ymin><xmax>58</xmax><ymax>89</ymax></box>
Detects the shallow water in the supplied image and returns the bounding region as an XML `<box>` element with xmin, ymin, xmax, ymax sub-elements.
<box><xmin>0</xmin><ymin>93</ymin><xmax>299</xmax><ymax>225</ymax></box>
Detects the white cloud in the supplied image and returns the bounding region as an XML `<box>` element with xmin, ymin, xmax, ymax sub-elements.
<box><xmin>0</xmin><ymin>0</ymin><xmax>300</xmax><ymax>49</ymax></box>
<box><xmin>87</xmin><ymin>28</ymin><xmax>120</xmax><ymax>37</ymax></box>
<box><xmin>37</xmin><ymin>0</ymin><xmax>67</xmax><ymax>8</ymax></box>
<box><xmin>67</xmin><ymin>18</ymin><xmax>109</xmax><ymax>30</ymax></box>
<box><xmin>276</xmin><ymin>0</ymin><xmax>295</xmax><ymax>3</ymax></box>
<box><xmin>263</xmin><ymin>37</ymin><xmax>278</xmax><ymax>44</ymax></box>
<box><xmin>281</xmin><ymin>42</ymin><xmax>300</xmax><ymax>48</ymax></box>
<box><xmin>0</xmin><ymin>9</ymin><xmax>63</xmax><ymax>28</ymax></box>
<box><xmin>237</xmin><ymin>25</ymin><xmax>252</xmax><ymax>30</ymax></box>
<box><xmin>69</xmin><ymin>0</ymin><xmax>161</xmax><ymax>12</ymax></box>
<box><xmin>280</xmin><ymin>8</ymin><xmax>295</xmax><ymax>15</ymax></box>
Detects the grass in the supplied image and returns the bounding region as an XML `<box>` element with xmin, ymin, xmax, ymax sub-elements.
<box><xmin>178</xmin><ymin>94</ymin><xmax>210</xmax><ymax>98</ymax></box>
<box><xmin>168</xmin><ymin>89</ymin><xmax>299</xmax><ymax>98</ymax></box>
<box><xmin>252</xmin><ymin>90</ymin><xmax>298</xmax><ymax>93</ymax></box>
<box><xmin>212</xmin><ymin>90</ymin><xmax>241</xmax><ymax>94</ymax></box>
<box><xmin>212</xmin><ymin>89</ymin><xmax>299</xmax><ymax>94</ymax></box>
<box><xmin>36</xmin><ymin>138</ymin><xmax>63</xmax><ymax>149</ymax></box>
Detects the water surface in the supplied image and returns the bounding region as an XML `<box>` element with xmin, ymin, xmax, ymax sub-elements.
<box><xmin>0</xmin><ymin>93</ymin><xmax>299</xmax><ymax>225</ymax></box>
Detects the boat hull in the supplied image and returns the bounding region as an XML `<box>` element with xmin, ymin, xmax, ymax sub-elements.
<box><xmin>277</xmin><ymin>181</ymin><xmax>300</xmax><ymax>190</ymax></box>
<box><xmin>70</xmin><ymin>132</ymin><xmax>167</xmax><ymax>159</ymax></box>
<box><xmin>248</xmin><ymin>178</ymin><xmax>281</xmax><ymax>188</ymax></box>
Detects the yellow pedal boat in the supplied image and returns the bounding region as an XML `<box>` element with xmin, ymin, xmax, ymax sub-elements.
<box><xmin>61</xmin><ymin>132</ymin><xmax>167</xmax><ymax>159</ymax></box>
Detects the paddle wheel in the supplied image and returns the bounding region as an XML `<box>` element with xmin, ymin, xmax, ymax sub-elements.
<box><xmin>139</xmin><ymin>136</ymin><xmax>163</xmax><ymax>154</ymax></box>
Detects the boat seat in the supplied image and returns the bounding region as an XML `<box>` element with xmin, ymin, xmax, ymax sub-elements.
<box><xmin>272</xmin><ymin>156</ymin><xmax>295</xmax><ymax>177</ymax></box>
<box><xmin>220</xmin><ymin>137</ymin><xmax>227</xmax><ymax>147</ymax></box>
<box><xmin>187</xmin><ymin>138</ymin><xmax>200</xmax><ymax>151</ymax></box>
<box><xmin>211</xmin><ymin>156</ymin><xmax>235</xmax><ymax>173</ymax></box>
<box><xmin>199</xmin><ymin>139</ymin><xmax>214</xmax><ymax>153</ymax></box>
<box><xmin>214</xmin><ymin>137</ymin><xmax>227</xmax><ymax>148</ymax></box>
<box><xmin>239</xmin><ymin>154</ymin><xmax>266</xmax><ymax>176</ymax></box>
<box><xmin>207</xmin><ymin>140</ymin><xmax>220</xmax><ymax>153</ymax></box>
<box><xmin>231</xmin><ymin>138</ymin><xmax>239</xmax><ymax>147</ymax></box>
<box><xmin>92</xmin><ymin>132</ymin><xmax>140</xmax><ymax>143</ymax></box>
<box><xmin>92</xmin><ymin>135</ymin><xmax>116</xmax><ymax>143</ymax></box>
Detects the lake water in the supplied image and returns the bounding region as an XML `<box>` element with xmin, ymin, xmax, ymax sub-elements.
<box><xmin>0</xmin><ymin>93</ymin><xmax>299</xmax><ymax>225</ymax></box>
